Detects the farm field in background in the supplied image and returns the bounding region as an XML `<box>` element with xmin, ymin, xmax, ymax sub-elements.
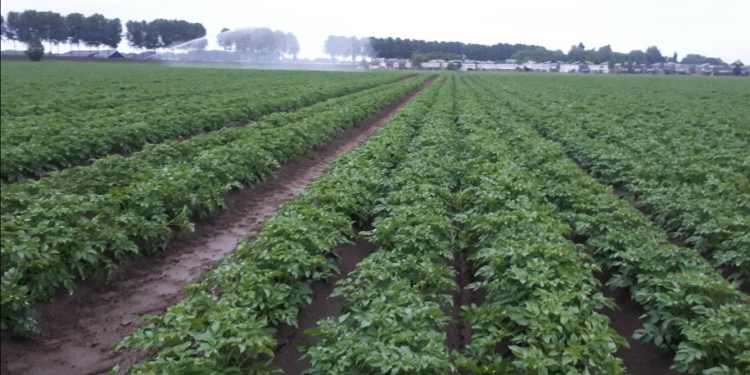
<box><xmin>1</xmin><ymin>62</ymin><xmax>748</xmax><ymax>375</ymax></box>
<box><xmin>0</xmin><ymin>61</ymin><xmax>412</xmax><ymax>180</ymax></box>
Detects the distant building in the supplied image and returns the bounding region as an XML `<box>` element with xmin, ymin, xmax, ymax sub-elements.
<box><xmin>0</xmin><ymin>50</ymin><xmax>26</xmax><ymax>56</ymax></box>
<box><xmin>559</xmin><ymin>62</ymin><xmax>581</xmax><ymax>73</ymax></box>
<box><xmin>126</xmin><ymin>51</ymin><xmax>157</xmax><ymax>59</ymax></box>
<box><xmin>420</xmin><ymin>59</ymin><xmax>445</xmax><ymax>69</ymax></box>
<box><xmin>588</xmin><ymin>62</ymin><xmax>609</xmax><ymax>74</ymax></box>
<box><xmin>61</xmin><ymin>50</ymin><xmax>126</xmax><ymax>58</ymax></box>
<box><xmin>460</xmin><ymin>60</ymin><xmax>480</xmax><ymax>71</ymax></box>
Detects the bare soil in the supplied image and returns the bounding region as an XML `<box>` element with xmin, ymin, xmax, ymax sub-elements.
<box><xmin>445</xmin><ymin>251</ymin><xmax>473</xmax><ymax>353</ymax></box>
<box><xmin>271</xmin><ymin>239</ymin><xmax>378</xmax><ymax>374</ymax></box>
<box><xmin>596</xmin><ymin>273</ymin><xmax>682</xmax><ymax>375</ymax></box>
<box><xmin>0</xmin><ymin>78</ymin><xmax>435</xmax><ymax>375</ymax></box>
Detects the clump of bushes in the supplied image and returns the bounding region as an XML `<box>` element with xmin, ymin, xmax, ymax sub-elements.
<box><xmin>24</xmin><ymin>39</ymin><xmax>44</xmax><ymax>61</ymax></box>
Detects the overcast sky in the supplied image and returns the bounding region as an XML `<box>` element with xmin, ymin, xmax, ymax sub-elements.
<box><xmin>2</xmin><ymin>0</ymin><xmax>748</xmax><ymax>63</ymax></box>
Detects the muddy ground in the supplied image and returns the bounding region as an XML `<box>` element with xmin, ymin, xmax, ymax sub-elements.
<box><xmin>271</xmin><ymin>239</ymin><xmax>378</xmax><ymax>374</ymax></box>
<box><xmin>0</xmin><ymin>78</ymin><xmax>435</xmax><ymax>375</ymax></box>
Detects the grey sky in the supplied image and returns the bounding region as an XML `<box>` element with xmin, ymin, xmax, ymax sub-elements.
<box><xmin>2</xmin><ymin>0</ymin><xmax>748</xmax><ymax>63</ymax></box>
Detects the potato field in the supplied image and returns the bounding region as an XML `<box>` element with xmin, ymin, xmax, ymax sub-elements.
<box><xmin>1</xmin><ymin>61</ymin><xmax>748</xmax><ymax>375</ymax></box>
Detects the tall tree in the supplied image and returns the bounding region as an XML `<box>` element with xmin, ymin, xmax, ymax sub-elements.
<box><xmin>511</xmin><ymin>48</ymin><xmax>567</xmax><ymax>63</ymax></box>
<box><xmin>287</xmin><ymin>32</ymin><xmax>299</xmax><ymax>59</ymax></box>
<box><xmin>126</xmin><ymin>20</ymin><xmax>144</xmax><ymax>49</ymax></box>
<box><xmin>83</xmin><ymin>13</ymin><xmax>108</xmax><ymax>49</ymax></box>
<box><xmin>44</xmin><ymin>12</ymin><xmax>67</xmax><ymax>53</ymax></box>
<box><xmin>3</xmin><ymin>12</ymin><xmax>19</xmax><ymax>49</ymax></box>
<box><xmin>103</xmin><ymin>18</ymin><xmax>122</xmax><ymax>49</ymax></box>
<box><xmin>597</xmin><ymin>45</ymin><xmax>614</xmax><ymax>63</ymax></box>
<box><xmin>142</xmin><ymin>21</ymin><xmax>160</xmax><ymax>50</ymax></box>
<box><xmin>217</xmin><ymin>28</ymin><xmax>233</xmax><ymax>51</ymax></box>
<box><xmin>324</xmin><ymin>35</ymin><xmax>347</xmax><ymax>59</ymax></box>
<box><xmin>628</xmin><ymin>49</ymin><xmax>648</xmax><ymax>64</ymax></box>
<box><xmin>680</xmin><ymin>54</ymin><xmax>724</xmax><ymax>65</ymax></box>
<box><xmin>645</xmin><ymin>45</ymin><xmax>665</xmax><ymax>64</ymax></box>
<box><xmin>16</xmin><ymin>10</ymin><xmax>45</xmax><ymax>41</ymax></box>
<box><xmin>66</xmin><ymin>13</ymin><xmax>86</xmax><ymax>50</ymax></box>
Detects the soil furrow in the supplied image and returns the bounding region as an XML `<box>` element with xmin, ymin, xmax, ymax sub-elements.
<box><xmin>271</xmin><ymin>239</ymin><xmax>378</xmax><ymax>374</ymax></box>
<box><xmin>595</xmin><ymin>272</ymin><xmax>682</xmax><ymax>375</ymax></box>
<box><xmin>0</xmin><ymin>77</ymin><xmax>435</xmax><ymax>375</ymax></box>
<box><xmin>445</xmin><ymin>251</ymin><xmax>473</xmax><ymax>353</ymax></box>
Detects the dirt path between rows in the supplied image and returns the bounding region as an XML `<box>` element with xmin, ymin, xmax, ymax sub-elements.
<box><xmin>595</xmin><ymin>272</ymin><xmax>682</xmax><ymax>375</ymax></box>
<box><xmin>0</xmin><ymin>77</ymin><xmax>436</xmax><ymax>375</ymax></box>
<box><xmin>271</xmin><ymin>239</ymin><xmax>378</xmax><ymax>374</ymax></box>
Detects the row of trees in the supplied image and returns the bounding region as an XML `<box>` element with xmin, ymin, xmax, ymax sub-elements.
<box><xmin>359</xmin><ymin>37</ymin><xmax>734</xmax><ymax>68</ymax></box>
<box><xmin>216</xmin><ymin>28</ymin><xmax>299</xmax><ymax>60</ymax></box>
<box><xmin>323</xmin><ymin>36</ymin><xmax>373</xmax><ymax>61</ymax></box>
<box><xmin>504</xmin><ymin>43</ymin><xmax>731</xmax><ymax>67</ymax></box>
<box><xmin>125</xmin><ymin>19</ymin><xmax>206</xmax><ymax>50</ymax></box>
<box><xmin>1</xmin><ymin>10</ymin><xmax>121</xmax><ymax>51</ymax></box>
<box><xmin>367</xmin><ymin>37</ymin><xmax>544</xmax><ymax>61</ymax></box>
<box><xmin>0</xmin><ymin>10</ymin><xmax>208</xmax><ymax>53</ymax></box>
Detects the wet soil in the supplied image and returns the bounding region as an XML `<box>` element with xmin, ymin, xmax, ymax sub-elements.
<box><xmin>445</xmin><ymin>251</ymin><xmax>473</xmax><ymax>353</ymax></box>
<box><xmin>271</xmin><ymin>240</ymin><xmax>378</xmax><ymax>374</ymax></box>
<box><xmin>596</xmin><ymin>272</ymin><xmax>682</xmax><ymax>375</ymax></box>
<box><xmin>0</xmin><ymin>78</ymin><xmax>435</xmax><ymax>375</ymax></box>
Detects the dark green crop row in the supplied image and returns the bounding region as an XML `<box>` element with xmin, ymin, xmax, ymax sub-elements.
<box><xmin>1</xmin><ymin>77</ymin><xmax>425</xmax><ymax>213</ymax></box>
<box><xmin>303</xmin><ymin>75</ymin><xmax>460</xmax><ymax>374</ymax></box>
<box><xmin>1</xmin><ymin>61</ymin><xmax>413</xmax><ymax>180</ymax></box>
<box><xmin>304</xmin><ymin>77</ymin><xmax>630</xmax><ymax>374</ymax></box>
<box><xmin>453</xmin><ymin>78</ymin><xmax>627</xmax><ymax>374</ymax></box>
<box><xmin>467</xmin><ymin>75</ymin><xmax>749</xmax><ymax>375</ymax></box>
<box><xmin>112</xmin><ymin>76</ymin><xmax>447</xmax><ymax>374</ymax></box>
<box><xmin>0</xmin><ymin>75</ymin><xmax>432</xmax><ymax>334</ymax></box>
<box><xmin>475</xmin><ymin>74</ymin><xmax>750</xmax><ymax>285</ymax></box>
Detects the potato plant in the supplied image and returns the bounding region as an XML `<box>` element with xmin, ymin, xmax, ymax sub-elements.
<box><xmin>0</xmin><ymin>75</ymin><xmax>432</xmax><ymax>334</ymax></box>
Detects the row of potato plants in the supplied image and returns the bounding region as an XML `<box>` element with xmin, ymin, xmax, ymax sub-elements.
<box><xmin>0</xmin><ymin>75</ymin><xmax>432</xmax><ymax>334</ymax></box>
<box><xmin>452</xmin><ymin>78</ymin><xmax>628</xmax><ymax>374</ymax></box>
<box><xmin>479</xmin><ymin>75</ymin><xmax>750</xmax><ymax>284</ymax></box>
<box><xmin>302</xmin><ymin>77</ymin><xmax>460</xmax><ymax>374</ymax></box>
<box><xmin>1</xmin><ymin>66</ymin><xmax>412</xmax><ymax>180</ymax></box>
<box><xmin>112</xmin><ymin>76</ymin><xmax>447</xmax><ymax>374</ymax></box>
<box><xmin>467</xmin><ymin>76</ymin><xmax>750</xmax><ymax>375</ymax></box>
<box><xmin>0</xmin><ymin>63</ymin><xmax>342</xmax><ymax>118</ymax></box>
<box><xmin>1</xmin><ymin>77</ymin><xmax>424</xmax><ymax>211</ymax></box>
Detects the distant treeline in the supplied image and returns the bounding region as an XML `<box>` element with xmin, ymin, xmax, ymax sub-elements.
<box><xmin>368</xmin><ymin>37</ymin><xmax>543</xmax><ymax>61</ymax></box>
<box><xmin>365</xmin><ymin>37</ymin><xmax>732</xmax><ymax>66</ymax></box>
<box><xmin>216</xmin><ymin>28</ymin><xmax>300</xmax><ymax>60</ymax></box>
<box><xmin>125</xmin><ymin>20</ymin><xmax>206</xmax><ymax>50</ymax></box>
<box><xmin>1</xmin><ymin>10</ymin><xmax>205</xmax><ymax>52</ymax></box>
<box><xmin>1</xmin><ymin>10</ymin><xmax>122</xmax><ymax>50</ymax></box>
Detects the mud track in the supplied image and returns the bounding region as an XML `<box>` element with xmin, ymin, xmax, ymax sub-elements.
<box><xmin>271</xmin><ymin>239</ymin><xmax>378</xmax><ymax>374</ymax></box>
<box><xmin>0</xmin><ymin>77</ymin><xmax>436</xmax><ymax>375</ymax></box>
<box><xmin>595</xmin><ymin>272</ymin><xmax>682</xmax><ymax>375</ymax></box>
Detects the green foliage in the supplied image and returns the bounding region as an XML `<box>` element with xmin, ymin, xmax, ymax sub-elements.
<box><xmin>0</xmin><ymin>62</ymin><xmax>413</xmax><ymax>180</ymax></box>
<box><xmin>24</xmin><ymin>39</ymin><xmax>44</xmax><ymax>61</ymax></box>
<box><xmin>463</xmin><ymin>73</ymin><xmax>750</xmax><ymax>375</ymax></box>
<box><xmin>0</xmin><ymin>67</ymin><xmax>430</xmax><ymax>333</ymax></box>
<box><xmin>510</xmin><ymin>48</ymin><xmax>567</xmax><ymax>63</ymax></box>
<box><xmin>114</xmin><ymin>76</ymin><xmax>446</xmax><ymax>374</ymax></box>
<box><xmin>303</xmin><ymin>76</ymin><xmax>458</xmax><ymax>375</ymax></box>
